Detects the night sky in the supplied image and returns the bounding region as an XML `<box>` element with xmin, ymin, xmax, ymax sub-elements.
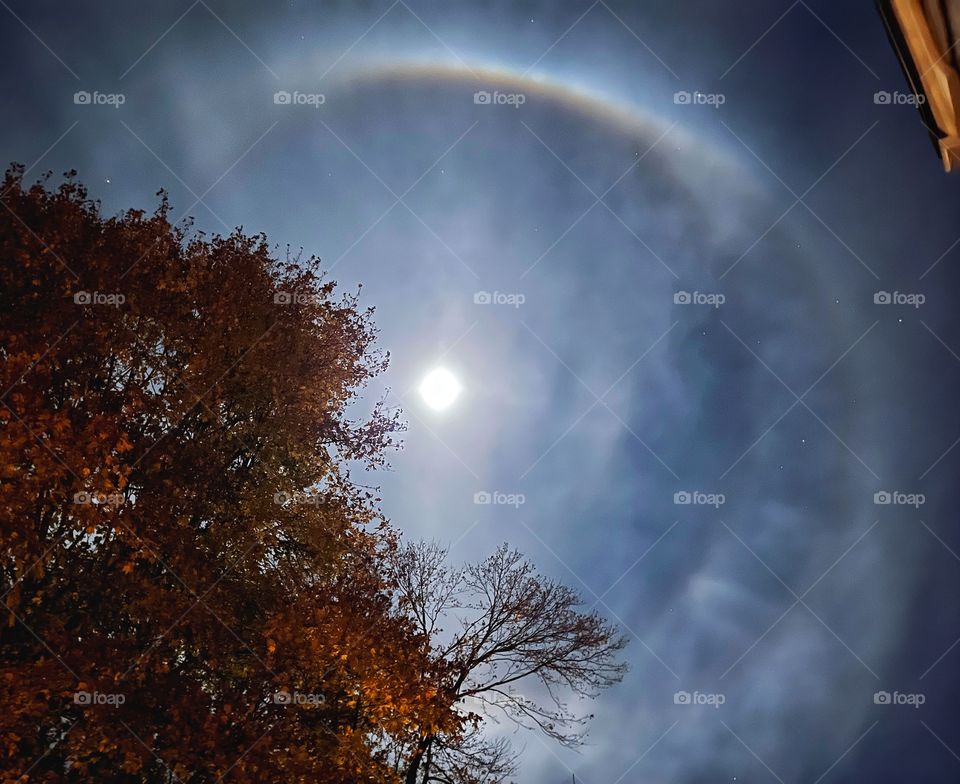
<box><xmin>3</xmin><ymin>1</ymin><xmax>960</xmax><ymax>781</ymax></box>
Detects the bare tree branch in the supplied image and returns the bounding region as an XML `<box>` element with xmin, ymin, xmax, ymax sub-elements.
<box><xmin>391</xmin><ymin>541</ymin><xmax>627</xmax><ymax>783</ymax></box>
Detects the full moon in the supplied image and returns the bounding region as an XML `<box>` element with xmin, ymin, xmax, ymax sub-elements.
<box><xmin>418</xmin><ymin>368</ymin><xmax>462</xmax><ymax>411</ymax></box>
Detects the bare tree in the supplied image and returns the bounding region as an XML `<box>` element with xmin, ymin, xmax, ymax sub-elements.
<box><xmin>390</xmin><ymin>541</ymin><xmax>627</xmax><ymax>784</ymax></box>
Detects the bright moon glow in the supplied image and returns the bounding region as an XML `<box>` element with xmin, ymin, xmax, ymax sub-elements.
<box><xmin>419</xmin><ymin>368</ymin><xmax>462</xmax><ymax>410</ymax></box>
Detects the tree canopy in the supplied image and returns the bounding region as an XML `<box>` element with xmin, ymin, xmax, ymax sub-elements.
<box><xmin>0</xmin><ymin>167</ymin><xmax>624</xmax><ymax>784</ymax></box>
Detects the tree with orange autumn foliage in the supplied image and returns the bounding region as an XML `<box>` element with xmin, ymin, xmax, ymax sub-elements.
<box><xmin>0</xmin><ymin>166</ymin><xmax>454</xmax><ymax>783</ymax></box>
<box><xmin>0</xmin><ymin>167</ymin><xmax>625</xmax><ymax>784</ymax></box>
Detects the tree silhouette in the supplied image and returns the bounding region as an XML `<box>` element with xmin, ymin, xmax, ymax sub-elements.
<box><xmin>389</xmin><ymin>541</ymin><xmax>627</xmax><ymax>784</ymax></box>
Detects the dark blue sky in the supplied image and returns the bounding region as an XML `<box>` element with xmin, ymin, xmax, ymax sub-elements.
<box><xmin>3</xmin><ymin>1</ymin><xmax>960</xmax><ymax>781</ymax></box>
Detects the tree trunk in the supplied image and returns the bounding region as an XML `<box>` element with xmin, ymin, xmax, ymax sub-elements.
<box><xmin>404</xmin><ymin>735</ymin><xmax>432</xmax><ymax>784</ymax></box>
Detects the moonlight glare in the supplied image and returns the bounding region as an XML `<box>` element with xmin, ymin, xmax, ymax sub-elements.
<box><xmin>419</xmin><ymin>367</ymin><xmax>462</xmax><ymax>411</ymax></box>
